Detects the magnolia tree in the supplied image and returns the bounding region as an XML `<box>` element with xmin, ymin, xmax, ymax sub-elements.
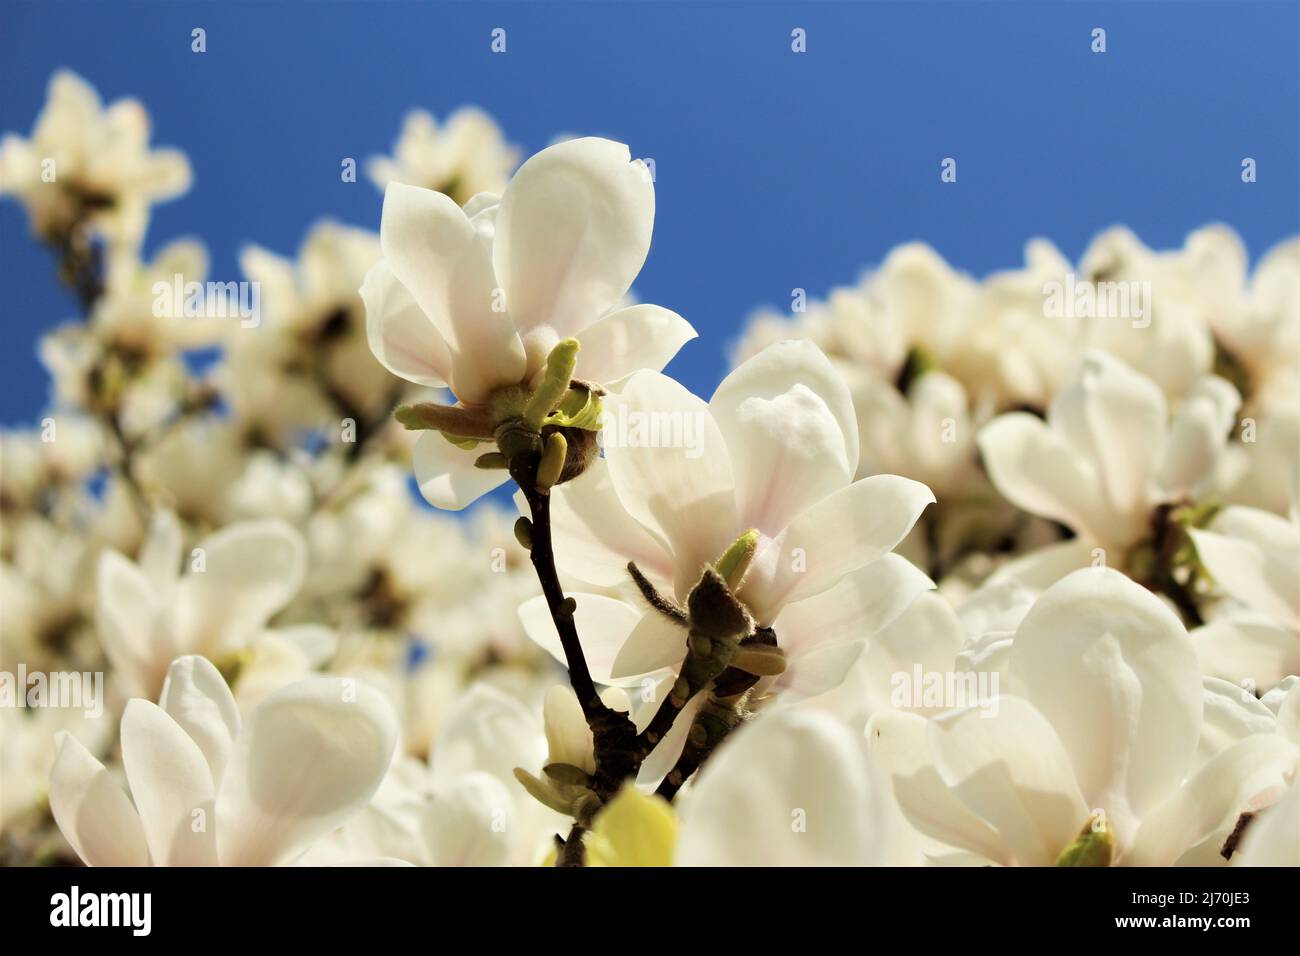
<box><xmin>1</xmin><ymin>71</ymin><xmax>1298</xmax><ymax>868</ymax></box>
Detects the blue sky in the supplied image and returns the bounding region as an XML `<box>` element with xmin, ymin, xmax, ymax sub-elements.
<box><xmin>2</xmin><ymin>0</ymin><xmax>1297</xmax><ymax>425</ymax></box>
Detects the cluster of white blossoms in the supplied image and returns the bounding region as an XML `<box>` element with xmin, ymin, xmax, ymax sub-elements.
<box><xmin>2</xmin><ymin>71</ymin><xmax>1296</xmax><ymax>868</ymax></box>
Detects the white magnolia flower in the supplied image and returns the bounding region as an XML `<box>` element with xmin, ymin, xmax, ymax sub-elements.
<box><xmin>96</xmin><ymin>509</ymin><xmax>306</xmax><ymax>698</ymax></box>
<box><xmin>869</xmin><ymin>568</ymin><xmax>1299</xmax><ymax>866</ymax></box>
<box><xmin>978</xmin><ymin>349</ymin><xmax>1240</xmax><ymax>562</ymax></box>
<box><xmin>1071</xmin><ymin>226</ymin><xmax>1226</xmax><ymax>402</ymax></box>
<box><xmin>676</xmin><ymin>709</ymin><xmax>905</xmax><ymax>866</ymax></box>
<box><xmin>1189</xmin><ymin>484</ymin><xmax>1300</xmax><ymax>690</ymax></box>
<box><xmin>0</xmin><ymin>70</ymin><xmax>190</xmax><ymax>247</ymax></box>
<box><xmin>362</xmin><ymin>136</ymin><xmax>695</xmax><ymax>509</ymax></box>
<box><xmin>519</xmin><ymin>340</ymin><xmax>932</xmax><ymax>777</ymax></box>
<box><xmin>49</xmin><ymin>656</ymin><xmax>396</xmax><ymax>866</ymax></box>
<box><xmin>367</xmin><ymin>107</ymin><xmax>519</xmax><ymax>205</ymax></box>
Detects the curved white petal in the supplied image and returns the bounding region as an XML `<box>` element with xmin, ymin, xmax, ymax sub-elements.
<box><xmin>777</xmin><ymin>554</ymin><xmax>936</xmax><ymax>659</ymax></box>
<box><xmin>379</xmin><ymin>182</ymin><xmax>524</xmax><ymax>402</ymax></box>
<box><xmin>518</xmin><ymin>593</ymin><xmax>645</xmax><ymax>687</ymax></box>
<box><xmin>1009</xmin><ymin>567</ymin><xmax>1201</xmax><ymax>838</ymax></box>
<box><xmin>1049</xmin><ymin>351</ymin><xmax>1167</xmax><ymax>523</ymax></box>
<box><xmin>431</xmin><ymin>683</ymin><xmax>544</xmax><ymax>790</ymax></box>
<box><xmin>678</xmin><ymin>710</ymin><xmax>891</xmax><ymax>866</ymax></box>
<box><xmin>542</xmin><ymin>685</ymin><xmax>595</xmax><ymax>774</ymax></box>
<box><xmin>710</xmin><ymin>340</ymin><xmax>859</xmax><ymax>535</ymax></box>
<box><xmin>602</xmin><ymin>371</ymin><xmax>738</xmax><ymax>598</ymax></box>
<box><xmin>176</xmin><ymin>519</ymin><xmax>306</xmax><ymax>658</ymax></box>
<box><xmin>120</xmin><ymin>699</ymin><xmax>218</xmax><ymax>866</ymax></box>
<box><xmin>429</xmin><ymin>771</ymin><xmax>515</xmax><ymax>867</ymax></box>
<box><xmin>1128</xmin><ymin>735</ymin><xmax>1300</xmax><ymax>866</ymax></box>
<box><xmin>216</xmin><ymin>677</ymin><xmax>398</xmax><ymax>866</ymax></box>
<box><xmin>96</xmin><ymin>549</ymin><xmax>159</xmax><ymax>697</ymax></box>
<box><xmin>158</xmin><ymin>655</ymin><xmax>241</xmax><ymax>784</ymax></box>
<box><xmin>927</xmin><ymin>697</ymin><xmax>1090</xmax><ymax>867</ymax></box>
<box><xmin>361</xmin><ymin>259</ymin><xmax>452</xmax><ymax>388</ymax></box>
<box><xmin>866</xmin><ymin>710</ymin><xmax>1007</xmax><ymax>865</ymax></box>
<box><xmin>412</xmin><ymin>430</ymin><xmax>509</xmax><ymax>511</ymax></box>
<box><xmin>1157</xmin><ymin>375</ymin><xmax>1240</xmax><ymax>497</ymax></box>
<box><xmin>1190</xmin><ymin>508</ymin><xmax>1300</xmax><ymax>632</ymax></box>
<box><xmin>977</xmin><ymin>413</ymin><xmax>1112</xmax><ymax>543</ymax></box>
<box><xmin>137</xmin><ymin>508</ymin><xmax>182</xmax><ymax>596</ymax></box>
<box><xmin>610</xmin><ymin>608</ymin><xmax>689</xmax><ymax>680</ymax></box>
<box><xmin>544</xmin><ymin>458</ymin><xmax>674</xmax><ymax>590</ymax></box>
<box><xmin>1192</xmin><ymin>614</ymin><xmax>1299</xmax><ymax>697</ymax></box>
<box><xmin>49</xmin><ymin>732</ymin><xmax>151</xmax><ymax>867</ymax></box>
<box><xmin>494</xmin><ymin>137</ymin><xmax>653</xmax><ymax>336</ymax></box>
<box><xmin>742</xmin><ymin>475</ymin><xmax>934</xmax><ymax>625</ymax></box>
<box><xmin>1199</xmin><ymin>676</ymin><xmax>1278</xmax><ymax>762</ymax></box>
<box><xmin>574</xmin><ymin>304</ymin><xmax>696</xmax><ymax>384</ymax></box>
<box><xmin>1233</xmin><ymin>780</ymin><xmax>1300</xmax><ymax>866</ymax></box>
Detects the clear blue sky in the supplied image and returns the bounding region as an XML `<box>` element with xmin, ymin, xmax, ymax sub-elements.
<box><xmin>2</xmin><ymin>0</ymin><xmax>1298</xmax><ymax>424</ymax></box>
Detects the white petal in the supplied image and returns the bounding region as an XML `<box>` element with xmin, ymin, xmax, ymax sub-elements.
<box><xmin>380</xmin><ymin>182</ymin><xmax>525</xmax><ymax>402</ymax></box>
<box><xmin>1233</xmin><ymin>780</ymin><xmax>1300</xmax><ymax>866</ymax></box>
<box><xmin>1128</xmin><ymin>735</ymin><xmax>1300</xmax><ymax>866</ymax></box>
<box><xmin>678</xmin><ymin>710</ymin><xmax>891</xmax><ymax>866</ymax></box>
<box><xmin>854</xmin><ymin>590</ymin><xmax>966</xmax><ymax>717</ymax></box>
<box><xmin>1049</xmin><ymin>350</ymin><xmax>1167</xmax><ymax>524</ymax></box>
<box><xmin>137</xmin><ymin>508</ymin><xmax>182</xmax><ymax>596</ymax></box>
<box><xmin>412</xmin><ymin>430</ymin><xmax>509</xmax><ymax>511</ymax></box>
<box><xmin>609</xmin><ymin>609</ymin><xmax>689</xmax><ymax>680</ymax></box>
<box><xmin>361</xmin><ymin>259</ymin><xmax>452</xmax><ymax>388</ymax></box>
<box><xmin>542</xmin><ymin>685</ymin><xmax>595</xmax><ymax>774</ymax></box>
<box><xmin>1009</xmin><ymin>567</ymin><xmax>1201</xmax><ymax>838</ymax></box>
<box><xmin>120</xmin><ymin>699</ymin><xmax>218</xmax><ymax>866</ymax></box>
<box><xmin>429</xmin><ymin>771</ymin><xmax>514</xmax><ymax>867</ymax></box>
<box><xmin>176</xmin><ymin>519</ymin><xmax>306</xmax><ymax>658</ymax></box>
<box><xmin>158</xmin><ymin>655</ymin><xmax>241</xmax><ymax>784</ymax></box>
<box><xmin>1191</xmin><ymin>507</ymin><xmax>1300</xmax><ymax>631</ymax></box>
<box><xmin>977</xmin><ymin>413</ymin><xmax>1113</xmax><ymax>543</ymax></box>
<box><xmin>776</xmin><ymin>554</ymin><xmax>936</xmax><ymax>658</ymax></box>
<box><xmin>494</xmin><ymin>137</ymin><xmax>653</xmax><ymax>335</ymax></box>
<box><xmin>216</xmin><ymin>677</ymin><xmax>398</xmax><ymax>866</ymax></box>
<box><xmin>710</xmin><ymin>340</ymin><xmax>858</xmax><ymax>535</ymax></box>
<box><xmin>602</xmin><ymin>371</ymin><xmax>738</xmax><ymax>598</ymax></box>
<box><xmin>544</xmin><ymin>458</ymin><xmax>675</xmax><ymax>589</ymax></box>
<box><xmin>48</xmin><ymin>732</ymin><xmax>151</xmax><ymax>867</ymax></box>
<box><xmin>518</xmin><ymin>593</ymin><xmax>645</xmax><ymax>687</ymax></box>
<box><xmin>1198</xmin><ymin>676</ymin><xmax>1277</xmax><ymax>762</ymax></box>
<box><xmin>636</xmin><ymin>690</ymin><xmax>705</xmax><ymax>787</ymax></box>
<box><xmin>96</xmin><ymin>549</ymin><xmax>160</xmax><ymax>697</ymax></box>
<box><xmin>1192</xmin><ymin>614</ymin><xmax>1299</xmax><ymax>691</ymax></box>
<box><xmin>1156</xmin><ymin>375</ymin><xmax>1240</xmax><ymax>496</ymax></box>
<box><xmin>928</xmin><ymin>697</ymin><xmax>1090</xmax><ymax>866</ymax></box>
<box><xmin>431</xmin><ymin>683</ymin><xmax>544</xmax><ymax>791</ymax></box>
<box><xmin>866</xmin><ymin>711</ymin><xmax>1007</xmax><ymax>864</ymax></box>
<box><xmin>574</xmin><ymin>304</ymin><xmax>696</xmax><ymax>384</ymax></box>
<box><xmin>742</xmin><ymin>475</ymin><xmax>934</xmax><ymax>625</ymax></box>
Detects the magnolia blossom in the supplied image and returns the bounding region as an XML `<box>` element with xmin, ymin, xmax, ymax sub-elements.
<box><xmin>0</xmin><ymin>70</ymin><xmax>189</xmax><ymax>247</ymax></box>
<box><xmin>49</xmin><ymin>656</ymin><xmax>397</xmax><ymax>866</ymax></box>
<box><xmin>675</xmin><ymin>709</ymin><xmax>906</xmax><ymax>866</ymax></box>
<box><xmin>1189</xmin><ymin>481</ymin><xmax>1300</xmax><ymax>691</ymax></box>
<box><xmin>362</xmin><ymin>136</ymin><xmax>695</xmax><ymax>509</ymax></box>
<box><xmin>96</xmin><ymin>510</ymin><xmax>306</xmax><ymax>698</ymax></box>
<box><xmin>366</xmin><ymin>107</ymin><xmax>519</xmax><ymax>205</ymax></box>
<box><xmin>978</xmin><ymin>349</ymin><xmax>1240</xmax><ymax>566</ymax></box>
<box><xmin>869</xmin><ymin>568</ymin><xmax>1300</xmax><ymax>866</ymax></box>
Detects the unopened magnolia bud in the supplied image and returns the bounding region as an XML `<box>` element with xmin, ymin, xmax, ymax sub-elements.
<box><xmin>394</xmin><ymin>402</ymin><xmax>493</xmax><ymax>438</ymax></box>
<box><xmin>537</xmin><ymin>431</ymin><xmax>567</xmax><ymax>490</ymax></box>
<box><xmin>514</xmin><ymin>517</ymin><xmax>534</xmax><ymax>550</ymax></box>
<box><xmin>687</xmin><ymin>567</ymin><xmax>752</xmax><ymax>641</ymax></box>
<box><xmin>474</xmin><ymin>451</ymin><xmax>508</xmax><ymax>469</ymax></box>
